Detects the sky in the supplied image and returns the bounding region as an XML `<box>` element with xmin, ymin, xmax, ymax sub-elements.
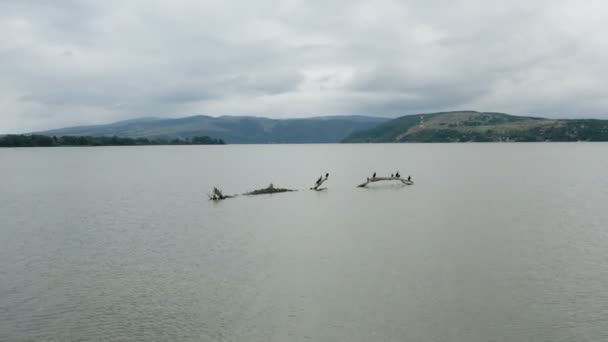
<box><xmin>1</xmin><ymin>0</ymin><xmax>607</xmax><ymax>133</ymax></box>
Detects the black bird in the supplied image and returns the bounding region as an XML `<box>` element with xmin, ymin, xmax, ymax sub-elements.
<box><xmin>408</xmin><ymin>175</ymin><xmax>411</xmax><ymax>181</ymax></box>
<box><xmin>391</xmin><ymin>173</ymin><xmax>394</xmax><ymax>177</ymax></box>
<box><xmin>326</xmin><ymin>172</ymin><xmax>329</xmax><ymax>178</ymax></box>
<box><xmin>373</xmin><ymin>172</ymin><xmax>376</xmax><ymax>178</ymax></box>
<box><xmin>396</xmin><ymin>171</ymin><xmax>400</xmax><ymax>178</ymax></box>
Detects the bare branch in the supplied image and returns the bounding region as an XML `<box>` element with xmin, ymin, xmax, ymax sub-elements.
<box><xmin>208</xmin><ymin>186</ymin><xmax>236</xmax><ymax>200</ymax></box>
<box><xmin>310</xmin><ymin>175</ymin><xmax>329</xmax><ymax>191</ymax></box>
<box><xmin>357</xmin><ymin>176</ymin><xmax>414</xmax><ymax>188</ymax></box>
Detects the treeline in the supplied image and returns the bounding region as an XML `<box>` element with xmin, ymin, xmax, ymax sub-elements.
<box><xmin>0</xmin><ymin>134</ymin><xmax>225</xmax><ymax>147</ymax></box>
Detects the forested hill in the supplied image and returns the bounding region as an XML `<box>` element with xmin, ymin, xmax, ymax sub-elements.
<box><xmin>342</xmin><ymin>111</ymin><xmax>608</xmax><ymax>142</ymax></box>
<box><xmin>36</xmin><ymin>115</ymin><xmax>388</xmax><ymax>144</ymax></box>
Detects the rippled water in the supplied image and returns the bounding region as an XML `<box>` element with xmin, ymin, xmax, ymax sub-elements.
<box><xmin>1</xmin><ymin>143</ymin><xmax>608</xmax><ymax>342</ymax></box>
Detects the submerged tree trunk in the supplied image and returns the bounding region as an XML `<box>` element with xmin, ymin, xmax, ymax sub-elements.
<box><xmin>357</xmin><ymin>176</ymin><xmax>414</xmax><ymax>188</ymax></box>
<box><xmin>244</xmin><ymin>183</ymin><xmax>297</xmax><ymax>195</ymax></box>
<box><xmin>310</xmin><ymin>175</ymin><xmax>329</xmax><ymax>191</ymax></box>
<box><xmin>208</xmin><ymin>187</ymin><xmax>236</xmax><ymax>200</ymax></box>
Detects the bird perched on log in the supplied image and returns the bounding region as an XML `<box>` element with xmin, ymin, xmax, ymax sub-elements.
<box><xmin>391</xmin><ymin>173</ymin><xmax>394</xmax><ymax>177</ymax></box>
<box><xmin>326</xmin><ymin>172</ymin><xmax>329</xmax><ymax>178</ymax></box>
<box><xmin>373</xmin><ymin>172</ymin><xmax>376</xmax><ymax>178</ymax></box>
<box><xmin>395</xmin><ymin>171</ymin><xmax>400</xmax><ymax>178</ymax></box>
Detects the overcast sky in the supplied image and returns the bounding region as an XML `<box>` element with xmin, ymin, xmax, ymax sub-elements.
<box><xmin>1</xmin><ymin>0</ymin><xmax>607</xmax><ymax>133</ymax></box>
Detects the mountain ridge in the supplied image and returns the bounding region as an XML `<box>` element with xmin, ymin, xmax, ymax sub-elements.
<box><xmin>34</xmin><ymin>111</ymin><xmax>608</xmax><ymax>144</ymax></box>
<box><xmin>36</xmin><ymin>115</ymin><xmax>390</xmax><ymax>144</ymax></box>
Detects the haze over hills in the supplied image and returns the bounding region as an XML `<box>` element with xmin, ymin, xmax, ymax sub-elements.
<box><xmin>342</xmin><ymin>111</ymin><xmax>608</xmax><ymax>143</ymax></box>
<box><xmin>36</xmin><ymin>115</ymin><xmax>389</xmax><ymax>144</ymax></box>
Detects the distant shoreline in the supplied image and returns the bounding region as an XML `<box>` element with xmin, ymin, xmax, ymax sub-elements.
<box><xmin>0</xmin><ymin>134</ymin><xmax>225</xmax><ymax>148</ymax></box>
<box><xmin>3</xmin><ymin>140</ymin><xmax>607</xmax><ymax>148</ymax></box>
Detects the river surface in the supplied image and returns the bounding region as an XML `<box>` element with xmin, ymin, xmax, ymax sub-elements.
<box><xmin>1</xmin><ymin>143</ymin><xmax>608</xmax><ymax>342</ymax></box>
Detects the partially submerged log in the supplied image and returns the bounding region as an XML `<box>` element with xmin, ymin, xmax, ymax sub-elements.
<box><xmin>208</xmin><ymin>187</ymin><xmax>236</xmax><ymax>200</ymax></box>
<box><xmin>310</xmin><ymin>174</ymin><xmax>329</xmax><ymax>191</ymax></box>
<box><xmin>244</xmin><ymin>183</ymin><xmax>297</xmax><ymax>196</ymax></box>
<box><xmin>357</xmin><ymin>176</ymin><xmax>414</xmax><ymax>188</ymax></box>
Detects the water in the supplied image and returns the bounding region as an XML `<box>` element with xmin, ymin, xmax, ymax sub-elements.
<box><xmin>1</xmin><ymin>143</ymin><xmax>608</xmax><ymax>342</ymax></box>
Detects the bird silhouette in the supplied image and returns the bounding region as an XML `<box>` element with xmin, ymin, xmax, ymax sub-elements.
<box><xmin>373</xmin><ymin>172</ymin><xmax>376</xmax><ymax>178</ymax></box>
<box><xmin>326</xmin><ymin>172</ymin><xmax>329</xmax><ymax>178</ymax></box>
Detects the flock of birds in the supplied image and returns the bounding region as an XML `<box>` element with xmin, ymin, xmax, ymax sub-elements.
<box><xmin>372</xmin><ymin>171</ymin><xmax>411</xmax><ymax>181</ymax></box>
<box><xmin>209</xmin><ymin>170</ymin><xmax>413</xmax><ymax>200</ymax></box>
<box><xmin>315</xmin><ymin>171</ymin><xmax>412</xmax><ymax>185</ymax></box>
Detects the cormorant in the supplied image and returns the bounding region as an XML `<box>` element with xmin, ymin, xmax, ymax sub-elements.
<box><xmin>408</xmin><ymin>175</ymin><xmax>411</xmax><ymax>181</ymax></box>
<box><xmin>396</xmin><ymin>171</ymin><xmax>400</xmax><ymax>178</ymax></box>
<box><xmin>373</xmin><ymin>172</ymin><xmax>376</xmax><ymax>178</ymax></box>
<box><xmin>326</xmin><ymin>172</ymin><xmax>329</xmax><ymax>178</ymax></box>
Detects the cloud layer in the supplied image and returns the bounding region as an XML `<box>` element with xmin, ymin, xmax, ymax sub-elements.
<box><xmin>1</xmin><ymin>0</ymin><xmax>607</xmax><ymax>132</ymax></box>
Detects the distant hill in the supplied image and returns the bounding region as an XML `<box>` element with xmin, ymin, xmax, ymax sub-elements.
<box><xmin>342</xmin><ymin>111</ymin><xmax>608</xmax><ymax>142</ymax></box>
<box><xmin>37</xmin><ymin>115</ymin><xmax>388</xmax><ymax>144</ymax></box>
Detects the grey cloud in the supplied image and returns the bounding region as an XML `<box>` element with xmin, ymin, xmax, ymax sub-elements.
<box><xmin>1</xmin><ymin>0</ymin><xmax>608</xmax><ymax>133</ymax></box>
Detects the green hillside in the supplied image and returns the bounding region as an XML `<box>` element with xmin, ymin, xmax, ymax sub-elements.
<box><xmin>342</xmin><ymin>111</ymin><xmax>608</xmax><ymax>142</ymax></box>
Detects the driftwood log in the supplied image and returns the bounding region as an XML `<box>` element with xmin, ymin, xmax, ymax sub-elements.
<box><xmin>244</xmin><ymin>183</ymin><xmax>297</xmax><ymax>195</ymax></box>
<box><xmin>208</xmin><ymin>187</ymin><xmax>236</xmax><ymax>200</ymax></box>
<box><xmin>357</xmin><ymin>176</ymin><xmax>414</xmax><ymax>188</ymax></box>
<box><xmin>310</xmin><ymin>174</ymin><xmax>329</xmax><ymax>191</ymax></box>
